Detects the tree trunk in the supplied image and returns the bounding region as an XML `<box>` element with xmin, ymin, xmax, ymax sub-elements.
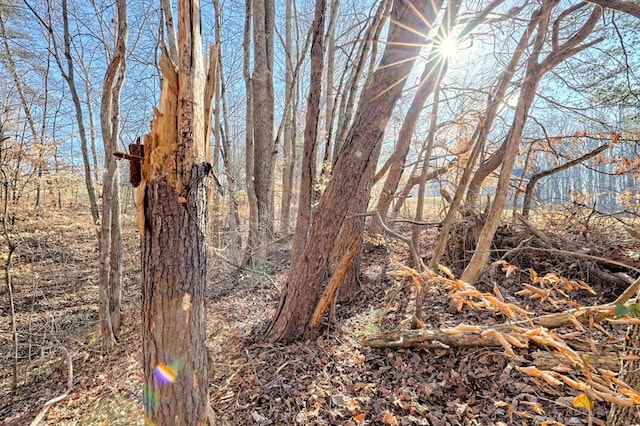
<box><xmin>374</xmin><ymin>0</ymin><xmax>459</xmax><ymax>224</ymax></box>
<box><xmin>98</xmin><ymin>0</ymin><xmax>127</xmax><ymax>351</ymax></box>
<box><xmin>332</xmin><ymin>143</ymin><xmax>381</xmax><ymax>302</ymax></box>
<box><xmin>243</xmin><ymin>0</ymin><xmax>260</xmax><ymax>257</ymax></box>
<box><xmin>320</xmin><ymin>0</ymin><xmax>340</xmax><ymax>176</ymax></box>
<box><xmin>461</xmin><ymin>2</ymin><xmax>603</xmax><ymax>284</ymax></box>
<box><xmin>280</xmin><ymin>0</ymin><xmax>295</xmax><ymax>235</ymax></box>
<box><xmin>290</xmin><ymin>0</ymin><xmax>325</xmax><ymax>257</ymax></box>
<box><xmin>140</xmin><ymin>0</ymin><xmax>215</xmax><ymax>422</ymax></box>
<box><xmin>160</xmin><ymin>0</ymin><xmax>179</xmax><ymax>63</ymax></box>
<box><xmin>266</xmin><ymin>0</ymin><xmax>443</xmax><ymax>343</ymax></box>
<box><xmin>251</xmin><ymin>0</ymin><xmax>276</xmax><ymax>253</ymax></box>
<box><xmin>61</xmin><ymin>0</ymin><xmax>100</xmax><ymax>225</ymax></box>
<box><xmin>332</xmin><ymin>0</ymin><xmax>390</xmax><ymax>166</ymax></box>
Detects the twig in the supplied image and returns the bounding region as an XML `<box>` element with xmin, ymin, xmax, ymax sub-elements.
<box><xmin>388</xmin><ymin>218</ymin><xmax>441</xmax><ymax>227</ymax></box>
<box><xmin>244</xmin><ymin>348</ymin><xmax>264</xmax><ymax>387</ymax></box>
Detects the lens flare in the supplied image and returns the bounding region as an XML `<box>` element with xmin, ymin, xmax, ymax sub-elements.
<box><xmin>154</xmin><ymin>363</ymin><xmax>177</xmax><ymax>384</ymax></box>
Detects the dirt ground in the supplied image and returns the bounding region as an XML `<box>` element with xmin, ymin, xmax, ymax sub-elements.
<box><xmin>1</xmin><ymin>203</ymin><xmax>636</xmax><ymax>425</ymax></box>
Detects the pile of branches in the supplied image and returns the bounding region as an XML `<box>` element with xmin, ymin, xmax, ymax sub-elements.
<box><xmin>362</xmin><ymin>207</ymin><xmax>640</xmax><ymax>416</ymax></box>
<box><xmin>363</xmin><ymin>262</ymin><xmax>640</xmax><ymax>411</ymax></box>
<box><xmin>440</xmin><ymin>209</ymin><xmax>640</xmax><ymax>299</ymax></box>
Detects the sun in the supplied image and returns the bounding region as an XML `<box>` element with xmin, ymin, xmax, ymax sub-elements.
<box><xmin>437</xmin><ymin>35</ymin><xmax>459</xmax><ymax>59</ymax></box>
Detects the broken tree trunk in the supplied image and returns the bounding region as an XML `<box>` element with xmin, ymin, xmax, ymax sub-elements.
<box><xmin>139</xmin><ymin>0</ymin><xmax>217</xmax><ymax>422</ymax></box>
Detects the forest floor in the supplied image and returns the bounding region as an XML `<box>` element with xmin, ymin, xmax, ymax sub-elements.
<box><xmin>1</xmin><ymin>202</ymin><xmax>638</xmax><ymax>425</ymax></box>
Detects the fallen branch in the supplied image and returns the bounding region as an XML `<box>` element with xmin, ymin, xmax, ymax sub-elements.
<box><xmin>363</xmin><ymin>303</ymin><xmax>617</xmax><ymax>349</ymax></box>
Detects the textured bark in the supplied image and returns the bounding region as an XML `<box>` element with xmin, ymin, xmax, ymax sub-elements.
<box><xmin>374</xmin><ymin>55</ymin><xmax>445</xmax><ymax>221</ymax></box>
<box><xmin>251</xmin><ymin>0</ymin><xmax>276</xmax><ymax>250</ymax></box>
<box><xmin>311</xmin><ymin>236</ymin><xmax>359</xmax><ymax>329</ymax></box>
<box><xmin>142</xmin><ymin>176</ymin><xmax>209</xmax><ymax>424</ymax></box>
<box><xmin>140</xmin><ymin>0</ymin><xmax>214</xmax><ymax>422</ymax></box>
<box><xmin>266</xmin><ymin>0</ymin><xmax>443</xmax><ymax>343</ymax></box>
<box><xmin>332</xmin><ymin>0</ymin><xmax>391</xmax><ymax>165</ymax></box>
<box><xmin>331</xmin><ymin>141</ymin><xmax>382</xmax><ymax>304</ymax></box>
<box><xmin>290</xmin><ymin>0</ymin><xmax>325</xmax><ymax>257</ymax></box>
<box><xmin>320</xmin><ymin>0</ymin><xmax>340</xmax><ymax>176</ymax></box>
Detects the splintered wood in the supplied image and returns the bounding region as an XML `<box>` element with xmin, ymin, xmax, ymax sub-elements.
<box><xmin>136</xmin><ymin>44</ymin><xmax>217</xmax><ymax>235</ymax></box>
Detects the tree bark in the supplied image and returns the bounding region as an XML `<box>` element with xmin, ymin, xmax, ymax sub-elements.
<box><xmin>280</xmin><ymin>0</ymin><xmax>295</xmax><ymax>235</ymax></box>
<box><xmin>332</xmin><ymin>0</ymin><xmax>391</xmax><ymax>166</ymax></box>
<box><xmin>98</xmin><ymin>0</ymin><xmax>127</xmax><ymax>351</ymax></box>
<box><xmin>331</xmin><ymin>140</ymin><xmax>382</xmax><ymax>303</ymax></box>
<box><xmin>320</xmin><ymin>0</ymin><xmax>340</xmax><ymax>178</ymax></box>
<box><xmin>251</xmin><ymin>0</ymin><xmax>276</xmax><ymax>253</ymax></box>
<box><xmin>140</xmin><ymin>0</ymin><xmax>215</xmax><ymax>422</ymax></box>
<box><xmin>266</xmin><ymin>0</ymin><xmax>443</xmax><ymax>343</ymax></box>
<box><xmin>290</xmin><ymin>0</ymin><xmax>325</xmax><ymax>256</ymax></box>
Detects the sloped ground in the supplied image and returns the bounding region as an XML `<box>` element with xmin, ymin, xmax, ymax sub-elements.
<box><xmin>1</xmin><ymin>205</ymin><xmax>634</xmax><ymax>425</ymax></box>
